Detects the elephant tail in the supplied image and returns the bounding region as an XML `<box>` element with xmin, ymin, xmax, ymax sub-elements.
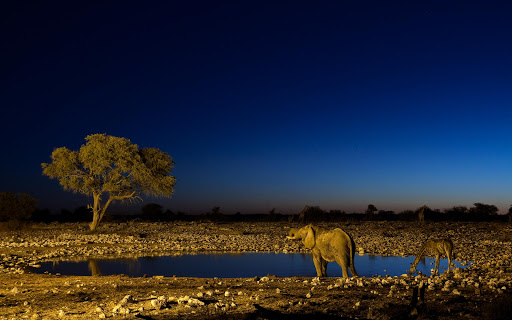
<box><xmin>349</xmin><ymin>236</ymin><xmax>358</xmax><ymax>277</ymax></box>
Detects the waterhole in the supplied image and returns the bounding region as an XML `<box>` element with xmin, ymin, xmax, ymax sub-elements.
<box><xmin>31</xmin><ymin>253</ymin><xmax>468</xmax><ymax>278</ymax></box>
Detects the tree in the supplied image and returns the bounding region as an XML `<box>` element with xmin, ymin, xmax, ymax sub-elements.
<box><xmin>469</xmin><ymin>203</ymin><xmax>498</xmax><ymax>219</ymax></box>
<box><xmin>42</xmin><ymin>134</ymin><xmax>176</xmax><ymax>231</ymax></box>
<box><xmin>210</xmin><ymin>206</ymin><xmax>221</xmax><ymax>215</ymax></box>
<box><xmin>299</xmin><ymin>205</ymin><xmax>326</xmax><ymax>222</ymax></box>
<box><xmin>365</xmin><ymin>204</ymin><xmax>378</xmax><ymax>215</ymax></box>
<box><xmin>507</xmin><ymin>205</ymin><xmax>512</xmax><ymax>224</ymax></box>
<box><xmin>0</xmin><ymin>192</ymin><xmax>38</xmax><ymax>222</ymax></box>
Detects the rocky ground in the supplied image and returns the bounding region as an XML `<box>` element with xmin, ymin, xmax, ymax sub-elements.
<box><xmin>1</xmin><ymin>221</ymin><xmax>512</xmax><ymax>319</ymax></box>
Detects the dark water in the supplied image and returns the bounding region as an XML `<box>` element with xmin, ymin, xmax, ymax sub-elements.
<box><xmin>31</xmin><ymin>253</ymin><xmax>468</xmax><ymax>278</ymax></box>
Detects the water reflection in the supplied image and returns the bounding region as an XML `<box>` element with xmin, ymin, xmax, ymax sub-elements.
<box><xmin>88</xmin><ymin>259</ymin><xmax>101</xmax><ymax>276</ymax></box>
<box><xmin>34</xmin><ymin>253</ymin><xmax>468</xmax><ymax>278</ymax></box>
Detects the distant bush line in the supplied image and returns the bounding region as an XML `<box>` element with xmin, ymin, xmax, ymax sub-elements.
<box><xmin>24</xmin><ymin>203</ymin><xmax>512</xmax><ymax>224</ymax></box>
<box><xmin>1</xmin><ymin>190</ymin><xmax>510</xmax><ymax>226</ymax></box>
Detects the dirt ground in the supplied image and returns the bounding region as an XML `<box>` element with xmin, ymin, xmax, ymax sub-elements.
<box><xmin>1</xmin><ymin>221</ymin><xmax>511</xmax><ymax>319</ymax></box>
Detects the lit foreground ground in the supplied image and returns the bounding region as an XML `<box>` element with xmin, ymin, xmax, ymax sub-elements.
<box><xmin>1</xmin><ymin>221</ymin><xmax>512</xmax><ymax>319</ymax></box>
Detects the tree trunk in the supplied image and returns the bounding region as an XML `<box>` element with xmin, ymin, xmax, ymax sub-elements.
<box><xmin>89</xmin><ymin>193</ymin><xmax>102</xmax><ymax>231</ymax></box>
<box><xmin>89</xmin><ymin>193</ymin><xmax>114</xmax><ymax>231</ymax></box>
<box><xmin>90</xmin><ymin>210</ymin><xmax>101</xmax><ymax>231</ymax></box>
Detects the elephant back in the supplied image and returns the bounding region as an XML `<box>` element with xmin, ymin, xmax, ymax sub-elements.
<box><xmin>333</xmin><ymin>228</ymin><xmax>353</xmax><ymax>242</ymax></box>
<box><xmin>334</xmin><ymin>228</ymin><xmax>356</xmax><ymax>259</ymax></box>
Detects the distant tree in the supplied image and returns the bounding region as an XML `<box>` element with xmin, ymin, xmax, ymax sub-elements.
<box><xmin>268</xmin><ymin>208</ymin><xmax>281</xmax><ymax>221</ymax></box>
<box><xmin>444</xmin><ymin>206</ymin><xmax>468</xmax><ymax>214</ymax></box>
<box><xmin>377</xmin><ymin>209</ymin><xmax>396</xmax><ymax>221</ymax></box>
<box><xmin>141</xmin><ymin>203</ymin><xmax>163</xmax><ymax>221</ymax></box>
<box><xmin>42</xmin><ymin>134</ymin><xmax>176</xmax><ymax>231</ymax></box>
<box><xmin>507</xmin><ymin>205</ymin><xmax>512</xmax><ymax>224</ymax></box>
<box><xmin>365</xmin><ymin>204</ymin><xmax>378</xmax><ymax>215</ymax></box>
<box><xmin>0</xmin><ymin>192</ymin><xmax>38</xmax><ymax>222</ymax></box>
<box><xmin>328</xmin><ymin>209</ymin><xmax>345</xmax><ymax>221</ymax></box>
<box><xmin>203</xmin><ymin>206</ymin><xmax>225</xmax><ymax>221</ymax></box>
<box><xmin>299</xmin><ymin>206</ymin><xmax>326</xmax><ymax>222</ymax></box>
<box><xmin>443</xmin><ymin>206</ymin><xmax>468</xmax><ymax>221</ymax></box>
<box><xmin>397</xmin><ymin>210</ymin><xmax>415</xmax><ymax>221</ymax></box>
<box><xmin>469</xmin><ymin>203</ymin><xmax>498</xmax><ymax>219</ymax></box>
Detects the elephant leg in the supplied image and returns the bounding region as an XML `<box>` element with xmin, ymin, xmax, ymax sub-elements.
<box><xmin>320</xmin><ymin>258</ymin><xmax>328</xmax><ymax>277</ymax></box>
<box><xmin>312</xmin><ymin>254</ymin><xmax>324</xmax><ymax>277</ymax></box>
<box><xmin>336</xmin><ymin>258</ymin><xmax>349</xmax><ymax>278</ymax></box>
<box><xmin>349</xmin><ymin>262</ymin><xmax>358</xmax><ymax>277</ymax></box>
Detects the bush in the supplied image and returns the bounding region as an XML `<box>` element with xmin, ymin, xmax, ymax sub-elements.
<box><xmin>0</xmin><ymin>192</ymin><xmax>37</xmax><ymax>222</ymax></box>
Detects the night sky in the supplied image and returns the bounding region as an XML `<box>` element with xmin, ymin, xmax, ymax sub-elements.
<box><xmin>2</xmin><ymin>1</ymin><xmax>512</xmax><ymax>215</ymax></box>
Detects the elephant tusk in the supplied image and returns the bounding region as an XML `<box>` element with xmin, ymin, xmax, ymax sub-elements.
<box><xmin>286</xmin><ymin>236</ymin><xmax>294</xmax><ymax>239</ymax></box>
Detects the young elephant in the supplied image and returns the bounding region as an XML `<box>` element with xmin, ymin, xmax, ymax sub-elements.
<box><xmin>287</xmin><ymin>225</ymin><xmax>358</xmax><ymax>278</ymax></box>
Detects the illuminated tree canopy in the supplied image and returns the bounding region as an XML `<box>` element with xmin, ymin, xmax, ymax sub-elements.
<box><xmin>42</xmin><ymin>134</ymin><xmax>176</xmax><ymax>231</ymax></box>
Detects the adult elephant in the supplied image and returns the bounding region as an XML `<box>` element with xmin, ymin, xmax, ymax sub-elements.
<box><xmin>287</xmin><ymin>225</ymin><xmax>358</xmax><ymax>278</ymax></box>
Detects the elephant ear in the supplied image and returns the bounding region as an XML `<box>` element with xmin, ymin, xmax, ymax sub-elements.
<box><xmin>302</xmin><ymin>225</ymin><xmax>316</xmax><ymax>249</ymax></box>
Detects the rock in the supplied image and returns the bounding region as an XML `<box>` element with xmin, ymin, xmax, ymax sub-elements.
<box><xmin>151</xmin><ymin>296</ymin><xmax>167</xmax><ymax>309</ymax></box>
<box><xmin>177</xmin><ymin>296</ymin><xmax>190</xmax><ymax>304</ymax></box>
<box><xmin>187</xmin><ymin>297</ymin><xmax>205</xmax><ymax>306</ymax></box>
<box><xmin>120</xmin><ymin>294</ymin><xmax>133</xmax><ymax>304</ymax></box>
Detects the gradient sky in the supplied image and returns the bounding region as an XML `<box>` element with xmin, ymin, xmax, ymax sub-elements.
<box><xmin>2</xmin><ymin>1</ymin><xmax>512</xmax><ymax>214</ymax></box>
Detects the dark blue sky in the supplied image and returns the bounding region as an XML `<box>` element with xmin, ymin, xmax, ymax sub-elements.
<box><xmin>2</xmin><ymin>1</ymin><xmax>512</xmax><ymax>214</ymax></box>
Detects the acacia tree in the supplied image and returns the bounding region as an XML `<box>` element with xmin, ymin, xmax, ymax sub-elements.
<box><xmin>365</xmin><ymin>204</ymin><xmax>378</xmax><ymax>215</ymax></box>
<box><xmin>42</xmin><ymin>134</ymin><xmax>176</xmax><ymax>231</ymax></box>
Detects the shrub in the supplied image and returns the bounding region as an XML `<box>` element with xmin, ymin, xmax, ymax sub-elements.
<box><xmin>0</xmin><ymin>192</ymin><xmax>37</xmax><ymax>222</ymax></box>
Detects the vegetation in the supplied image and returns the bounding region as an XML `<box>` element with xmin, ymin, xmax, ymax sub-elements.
<box><xmin>365</xmin><ymin>204</ymin><xmax>378</xmax><ymax>216</ymax></box>
<box><xmin>0</xmin><ymin>192</ymin><xmax>37</xmax><ymax>227</ymax></box>
<box><xmin>41</xmin><ymin>134</ymin><xmax>176</xmax><ymax>231</ymax></box>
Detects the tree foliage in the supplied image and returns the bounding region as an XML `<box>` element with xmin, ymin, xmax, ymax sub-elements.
<box><xmin>365</xmin><ymin>204</ymin><xmax>378</xmax><ymax>215</ymax></box>
<box><xmin>42</xmin><ymin>134</ymin><xmax>176</xmax><ymax>231</ymax></box>
<box><xmin>0</xmin><ymin>192</ymin><xmax>38</xmax><ymax>222</ymax></box>
<box><xmin>470</xmin><ymin>203</ymin><xmax>499</xmax><ymax>217</ymax></box>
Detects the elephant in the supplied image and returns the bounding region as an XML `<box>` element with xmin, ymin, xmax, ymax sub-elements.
<box><xmin>287</xmin><ymin>224</ymin><xmax>358</xmax><ymax>278</ymax></box>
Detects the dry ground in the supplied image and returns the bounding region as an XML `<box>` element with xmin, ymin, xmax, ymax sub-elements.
<box><xmin>1</xmin><ymin>221</ymin><xmax>512</xmax><ymax>319</ymax></box>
